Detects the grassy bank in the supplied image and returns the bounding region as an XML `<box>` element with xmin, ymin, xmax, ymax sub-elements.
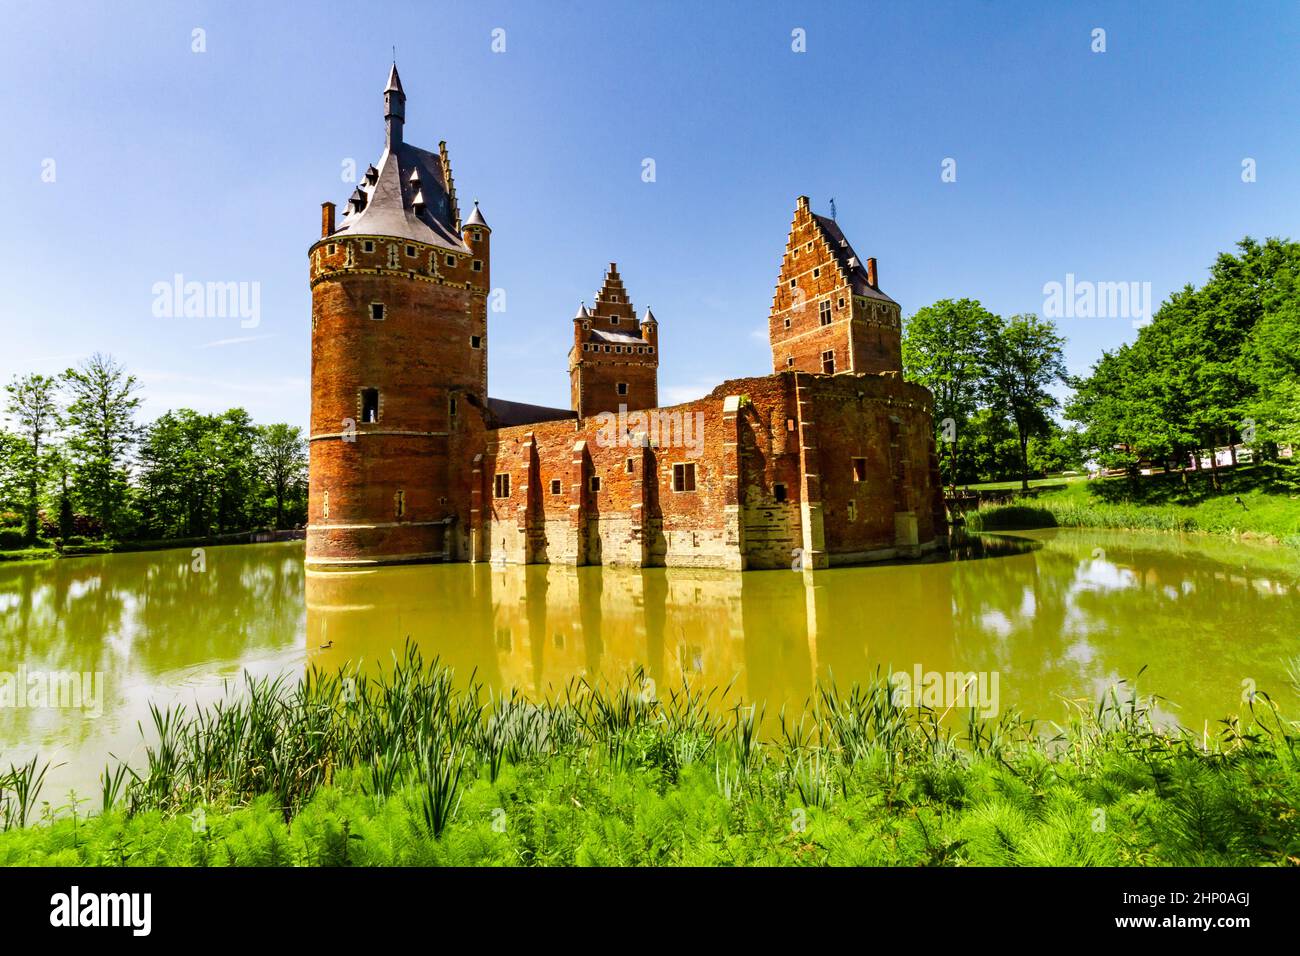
<box><xmin>0</xmin><ymin>530</ymin><xmax>304</xmax><ymax>564</ymax></box>
<box><xmin>2</xmin><ymin>645</ymin><xmax>1297</xmax><ymax>866</ymax></box>
<box><xmin>967</xmin><ymin>464</ymin><xmax>1300</xmax><ymax>548</ymax></box>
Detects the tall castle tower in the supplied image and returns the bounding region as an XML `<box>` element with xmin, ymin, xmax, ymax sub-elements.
<box><xmin>568</xmin><ymin>263</ymin><xmax>659</xmax><ymax>417</ymax></box>
<box><xmin>306</xmin><ymin>65</ymin><xmax>490</xmax><ymax>567</ymax></box>
<box><xmin>768</xmin><ymin>196</ymin><xmax>902</xmax><ymax>376</ymax></box>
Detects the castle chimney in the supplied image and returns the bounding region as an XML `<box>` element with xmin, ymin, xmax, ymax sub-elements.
<box><xmin>321</xmin><ymin>202</ymin><xmax>335</xmax><ymax>238</ymax></box>
<box><xmin>866</xmin><ymin>257</ymin><xmax>878</xmax><ymax>288</ymax></box>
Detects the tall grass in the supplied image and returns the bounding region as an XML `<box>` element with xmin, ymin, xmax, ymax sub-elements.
<box><xmin>2</xmin><ymin>643</ymin><xmax>1298</xmax><ymax>865</ymax></box>
<box><xmin>966</xmin><ymin>468</ymin><xmax>1300</xmax><ymax>547</ymax></box>
<box><xmin>968</xmin><ymin>502</ymin><xmax>1198</xmax><ymax>534</ymax></box>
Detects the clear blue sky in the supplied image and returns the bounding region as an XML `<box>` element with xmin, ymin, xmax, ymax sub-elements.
<box><xmin>4</xmin><ymin>1</ymin><xmax>1297</xmax><ymax>429</ymax></box>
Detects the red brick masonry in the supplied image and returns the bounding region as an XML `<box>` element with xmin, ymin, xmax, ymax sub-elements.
<box><xmin>308</xmin><ymin>190</ymin><xmax>946</xmax><ymax>569</ymax></box>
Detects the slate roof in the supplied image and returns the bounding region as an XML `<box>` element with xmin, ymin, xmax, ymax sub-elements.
<box><xmin>811</xmin><ymin>214</ymin><xmax>896</xmax><ymax>304</ymax></box>
<box><xmin>589</xmin><ymin>329</ymin><xmax>648</xmax><ymax>346</ymax></box>
<box><xmin>328</xmin><ymin>67</ymin><xmax>467</xmax><ymax>252</ymax></box>
<box><xmin>487</xmin><ymin>397</ymin><xmax>577</xmax><ymax>427</ymax></box>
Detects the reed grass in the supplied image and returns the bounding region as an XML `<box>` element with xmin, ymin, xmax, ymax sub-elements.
<box><xmin>2</xmin><ymin>642</ymin><xmax>1298</xmax><ymax>866</ymax></box>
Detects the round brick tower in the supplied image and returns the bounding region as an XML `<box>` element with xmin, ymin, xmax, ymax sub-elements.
<box><xmin>307</xmin><ymin>65</ymin><xmax>490</xmax><ymax>567</ymax></box>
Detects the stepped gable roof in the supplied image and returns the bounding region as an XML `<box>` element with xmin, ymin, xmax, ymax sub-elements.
<box><xmin>811</xmin><ymin>214</ymin><xmax>896</xmax><ymax>304</ymax></box>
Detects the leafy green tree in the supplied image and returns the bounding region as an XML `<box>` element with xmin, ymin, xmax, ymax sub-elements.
<box><xmin>61</xmin><ymin>354</ymin><xmax>141</xmax><ymax>537</ymax></box>
<box><xmin>1026</xmin><ymin>426</ymin><xmax>1083</xmax><ymax>477</ymax></box>
<box><xmin>47</xmin><ymin>448</ymin><xmax>76</xmax><ymax>541</ymax></box>
<box><xmin>902</xmin><ymin>298</ymin><xmax>999</xmax><ymax>488</ymax></box>
<box><xmin>0</xmin><ymin>430</ymin><xmax>31</xmax><ymax>528</ymax></box>
<box><xmin>136</xmin><ymin>408</ymin><xmax>259</xmax><ymax>538</ymax></box>
<box><xmin>985</xmin><ymin>314</ymin><xmax>1067</xmax><ymax>491</ymax></box>
<box><xmin>254</xmin><ymin>423</ymin><xmax>308</xmax><ymax>530</ymax></box>
<box><xmin>5</xmin><ymin>374</ymin><xmax>60</xmax><ymax>543</ymax></box>
<box><xmin>960</xmin><ymin>407</ymin><xmax>1020</xmax><ymax>484</ymax></box>
<box><xmin>1069</xmin><ymin>237</ymin><xmax>1300</xmax><ymax>486</ymax></box>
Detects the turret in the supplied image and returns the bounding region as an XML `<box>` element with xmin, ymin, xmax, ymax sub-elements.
<box><xmin>568</xmin><ymin>264</ymin><xmax>659</xmax><ymax>417</ymax></box>
<box><xmin>307</xmin><ymin>64</ymin><xmax>488</xmax><ymax>568</ymax></box>
<box><xmin>384</xmin><ymin>63</ymin><xmax>405</xmax><ymax>148</ymax></box>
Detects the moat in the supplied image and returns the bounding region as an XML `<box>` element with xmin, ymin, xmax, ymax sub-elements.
<box><xmin>3</xmin><ymin>530</ymin><xmax>1298</xmax><ymax>797</ymax></box>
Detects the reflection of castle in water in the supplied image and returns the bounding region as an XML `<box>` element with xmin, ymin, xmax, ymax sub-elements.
<box><xmin>305</xmin><ymin>560</ymin><xmax>960</xmax><ymax>707</ymax></box>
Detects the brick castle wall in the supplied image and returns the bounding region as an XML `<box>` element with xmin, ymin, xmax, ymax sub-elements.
<box><xmin>473</xmin><ymin>371</ymin><xmax>944</xmax><ymax>571</ymax></box>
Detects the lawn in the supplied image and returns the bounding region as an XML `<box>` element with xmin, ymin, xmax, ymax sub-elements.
<box><xmin>967</xmin><ymin>463</ymin><xmax>1300</xmax><ymax>547</ymax></box>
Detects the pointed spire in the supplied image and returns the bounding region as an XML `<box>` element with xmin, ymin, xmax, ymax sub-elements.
<box><xmin>384</xmin><ymin>63</ymin><xmax>406</xmax><ymax>148</ymax></box>
<box><xmin>641</xmin><ymin>306</ymin><xmax>656</xmax><ymax>324</ymax></box>
<box><xmin>465</xmin><ymin>200</ymin><xmax>488</xmax><ymax>228</ymax></box>
<box><xmin>385</xmin><ymin>62</ymin><xmax>404</xmax><ymax>94</ymax></box>
<box><xmin>574</xmin><ymin>302</ymin><xmax>591</xmax><ymax>319</ymax></box>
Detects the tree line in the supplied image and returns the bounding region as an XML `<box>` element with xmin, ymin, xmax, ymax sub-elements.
<box><xmin>2</xmin><ymin>353</ymin><xmax>307</xmax><ymax>548</ymax></box>
<box><xmin>903</xmin><ymin>235</ymin><xmax>1299</xmax><ymax>492</ymax></box>
<box><xmin>1065</xmin><ymin>237</ymin><xmax>1299</xmax><ymax>489</ymax></box>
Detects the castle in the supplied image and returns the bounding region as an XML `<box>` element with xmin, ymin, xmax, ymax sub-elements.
<box><xmin>307</xmin><ymin>66</ymin><xmax>946</xmax><ymax>571</ymax></box>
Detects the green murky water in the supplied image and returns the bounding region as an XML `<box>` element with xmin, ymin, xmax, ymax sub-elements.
<box><xmin>2</xmin><ymin>530</ymin><xmax>1298</xmax><ymax>797</ymax></box>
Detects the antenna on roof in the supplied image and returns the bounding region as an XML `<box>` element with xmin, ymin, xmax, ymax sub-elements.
<box><xmin>829</xmin><ymin>197</ymin><xmax>836</xmax><ymax>221</ymax></box>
